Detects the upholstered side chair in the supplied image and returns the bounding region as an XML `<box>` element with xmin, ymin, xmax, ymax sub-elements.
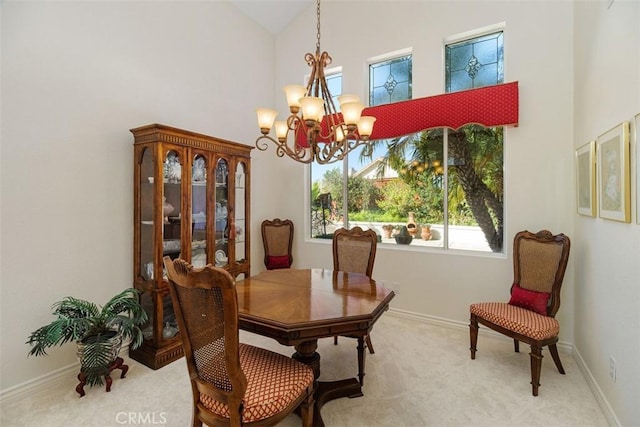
<box><xmin>163</xmin><ymin>257</ymin><xmax>314</xmax><ymax>426</ymax></box>
<box><xmin>469</xmin><ymin>229</ymin><xmax>571</xmax><ymax>396</ymax></box>
<box><xmin>332</xmin><ymin>226</ymin><xmax>378</xmax><ymax>359</ymax></box>
<box><xmin>261</xmin><ymin>218</ymin><xmax>294</xmax><ymax>270</ymax></box>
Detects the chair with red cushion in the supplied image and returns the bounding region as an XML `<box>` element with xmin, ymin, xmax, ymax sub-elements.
<box><xmin>163</xmin><ymin>257</ymin><xmax>314</xmax><ymax>426</ymax></box>
<box><xmin>469</xmin><ymin>230</ymin><xmax>571</xmax><ymax>396</ymax></box>
<box><xmin>261</xmin><ymin>219</ymin><xmax>294</xmax><ymax>270</ymax></box>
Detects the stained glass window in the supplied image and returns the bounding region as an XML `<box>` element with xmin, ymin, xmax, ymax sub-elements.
<box><xmin>446</xmin><ymin>32</ymin><xmax>503</xmax><ymax>92</ymax></box>
<box><xmin>369</xmin><ymin>55</ymin><xmax>412</xmax><ymax>106</ymax></box>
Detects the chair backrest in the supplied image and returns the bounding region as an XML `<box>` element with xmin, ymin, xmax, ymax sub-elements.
<box><xmin>163</xmin><ymin>256</ymin><xmax>247</xmax><ymax>410</ymax></box>
<box><xmin>261</xmin><ymin>218</ymin><xmax>294</xmax><ymax>270</ymax></box>
<box><xmin>512</xmin><ymin>230</ymin><xmax>571</xmax><ymax>317</ymax></box>
<box><xmin>332</xmin><ymin>227</ymin><xmax>378</xmax><ymax>278</ymax></box>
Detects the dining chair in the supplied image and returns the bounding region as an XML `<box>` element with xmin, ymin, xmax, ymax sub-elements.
<box><xmin>261</xmin><ymin>218</ymin><xmax>294</xmax><ymax>270</ymax></box>
<box><xmin>163</xmin><ymin>257</ymin><xmax>314</xmax><ymax>426</ymax></box>
<box><xmin>332</xmin><ymin>226</ymin><xmax>378</xmax><ymax>377</ymax></box>
<box><xmin>469</xmin><ymin>230</ymin><xmax>571</xmax><ymax>396</ymax></box>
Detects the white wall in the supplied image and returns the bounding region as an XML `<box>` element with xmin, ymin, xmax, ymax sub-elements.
<box><xmin>279</xmin><ymin>1</ymin><xmax>576</xmax><ymax>329</ymax></box>
<box><xmin>0</xmin><ymin>1</ymin><xmax>278</xmax><ymax>391</ymax></box>
<box><xmin>573</xmin><ymin>1</ymin><xmax>640</xmax><ymax>425</ymax></box>
<box><xmin>2</xmin><ymin>1</ymin><xmax>639</xmax><ymax>424</ymax></box>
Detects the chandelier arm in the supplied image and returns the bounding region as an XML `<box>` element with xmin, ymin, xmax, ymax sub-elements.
<box><xmin>256</xmin><ymin>134</ymin><xmax>315</xmax><ymax>164</ymax></box>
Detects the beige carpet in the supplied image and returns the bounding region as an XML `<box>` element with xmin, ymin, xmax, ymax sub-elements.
<box><xmin>1</xmin><ymin>313</ymin><xmax>608</xmax><ymax>426</ymax></box>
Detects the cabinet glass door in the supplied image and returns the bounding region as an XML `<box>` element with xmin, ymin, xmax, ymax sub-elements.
<box><xmin>139</xmin><ymin>147</ymin><xmax>155</xmax><ymax>281</ymax></box>
<box><xmin>191</xmin><ymin>154</ymin><xmax>207</xmax><ymax>268</ymax></box>
<box><xmin>215</xmin><ymin>158</ymin><xmax>229</xmax><ymax>267</ymax></box>
<box><xmin>234</xmin><ymin>162</ymin><xmax>247</xmax><ymax>263</ymax></box>
<box><xmin>162</xmin><ymin>150</ymin><xmax>182</xmax><ymax>268</ymax></box>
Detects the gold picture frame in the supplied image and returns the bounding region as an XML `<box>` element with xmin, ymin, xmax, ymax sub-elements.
<box><xmin>597</xmin><ymin>121</ymin><xmax>630</xmax><ymax>222</ymax></box>
<box><xmin>576</xmin><ymin>141</ymin><xmax>596</xmax><ymax>217</ymax></box>
<box><xmin>635</xmin><ymin>113</ymin><xmax>640</xmax><ymax>225</ymax></box>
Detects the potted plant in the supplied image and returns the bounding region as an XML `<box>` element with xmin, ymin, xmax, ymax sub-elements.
<box><xmin>26</xmin><ymin>288</ymin><xmax>148</xmax><ymax>389</ymax></box>
<box><xmin>421</xmin><ymin>224</ymin><xmax>432</xmax><ymax>240</ymax></box>
<box><xmin>381</xmin><ymin>224</ymin><xmax>394</xmax><ymax>239</ymax></box>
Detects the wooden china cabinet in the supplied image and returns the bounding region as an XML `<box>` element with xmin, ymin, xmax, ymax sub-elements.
<box><xmin>131</xmin><ymin>124</ymin><xmax>252</xmax><ymax>369</ymax></box>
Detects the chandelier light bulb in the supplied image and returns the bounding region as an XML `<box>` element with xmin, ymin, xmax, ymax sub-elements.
<box><xmin>256</xmin><ymin>108</ymin><xmax>278</xmax><ymax>134</ymax></box>
<box><xmin>357</xmin><ymin>116</ymin><xmax>376</xmax><ymax>139</ymax></box>
<box><xmin>340</xmin><ymin>101</ymin><xmax>365</xmax><ymax>126</ymax></box>
<box><xmin>283</xmin><ymin>85</ymin><xmax>307</xmax><ymax>113</ymax></box>
<box><xmin>299</xmin><ymin>96</ymin><xmax>325</xmax><ymax>123</ymax></box>
<box><xmin>274</xmin><ymin>121</ymin><xmax>288</xmax><ymax>141</ymax></box>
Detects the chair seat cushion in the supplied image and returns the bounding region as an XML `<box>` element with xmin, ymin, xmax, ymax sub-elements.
<box><xmin>200</xmin><ymin>344</ymin><xmax>314</xmax><ymax>423</ymax></box>
<box><xmin>470</xmin><ymin>302</ymin><xmax>559</xmax><ymax>341</ymax></box>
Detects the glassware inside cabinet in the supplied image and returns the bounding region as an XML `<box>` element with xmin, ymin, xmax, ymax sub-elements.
<box><xmin>139</xmin><ymin>291</ymin><xmax>179</xmax><ymax>343</ymax></box>
<box><xmin>140</xmin><ymin>148</ymin><xmax>155</xmax><ymax>280</ymax></box>
<box><xmin>215</xmin><ymin>158</ymin><xmax>229</xmax><ymax>267</ymax></box>
<box><xmin>234</xmin><ymin>162</ymin><xmax>247</xmax><ymax>263</ymax></box>
<box><xmin>163</xmin><ymin>150</ymin><xmax>182</xmax><ymax>262</ymax></box>
<box><xmin>191</xmin><ymin>154</ymin><xmax>207</xmax><ymax>268</ymax></box>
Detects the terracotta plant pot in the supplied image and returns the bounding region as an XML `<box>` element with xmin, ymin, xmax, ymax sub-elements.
<box><xmin>421</xmin><ymin>225</ymin><xmax>432</xmax><ymax>240</ymax></box>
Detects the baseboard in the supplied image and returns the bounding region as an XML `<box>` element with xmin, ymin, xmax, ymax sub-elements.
<box><xmin>0</xmin><ymin>344</ymin><xmax>130</xmax><ymax>406</ymax></box>
<box><xmin>0</xmin><ymin>362</ymin><xmax>79</xmax><ymax>405</ymax></box>
<box><xmin>572</xmin><ymin>347</ymin><xmax>621</xmax><ymax>427</ymax></box>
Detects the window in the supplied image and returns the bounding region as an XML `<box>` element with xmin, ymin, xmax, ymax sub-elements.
<box><xmin>309</xmin><ymin>54</ymin><xmax>412</xmax><ymax>239</ymax></box>
<box><xmin>444</xmin><ymin>29</ymin><xmax>504</xmax><ymax>252</ymax></box>
<box><xmin>445</xmin><ymin>31</ymin><xmax>503</xmax><ymax>92</ymax></box>
<box><xmin>370</xmin><ymin>56</ymin><xmax>412</xmax><ymax>105</ymax></box>
<box><xmin>310</xmin><ymin>72</ymin><xmax>343</xmax><ymax>238</ymax></box>
<box><xmin>310</xmin><ymin>29</ymin><xmax>505</xmax><ymax>253</ymax></box>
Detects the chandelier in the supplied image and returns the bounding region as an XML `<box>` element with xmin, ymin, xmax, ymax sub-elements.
<box><xmin>255</xmin><ymin>0</ymin><xmax>376</xmax><ymax>165</ymax></box>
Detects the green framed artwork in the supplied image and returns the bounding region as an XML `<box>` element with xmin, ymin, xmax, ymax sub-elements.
<box><xmin>597</xmin><ymin>122</ymin><xmax>630</xmax><ymax>222</ymax></box>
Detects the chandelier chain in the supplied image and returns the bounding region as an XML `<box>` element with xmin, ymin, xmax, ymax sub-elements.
<box><xmin>315</xmin><ymin>0</ymin><xmax>321</xmax><ymax>52</ymax></box>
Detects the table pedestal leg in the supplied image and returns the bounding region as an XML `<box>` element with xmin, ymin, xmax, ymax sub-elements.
<box><xmin>293</xmin><ymin>340</ymin><xmax>363</xmax><ymax>427</ymax></box>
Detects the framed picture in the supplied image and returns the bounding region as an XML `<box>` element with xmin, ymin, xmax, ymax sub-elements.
<box><xmin>635</xmin><ymin>113</ymin><xmax>640</xmax><ymax>225</ymax></box>
<box><xmin>597</xmin><ymin>121</ymin><xmax>630</xmax><ymax>222</ymax></box>
<box><xmin>576</xmin><ymin>141</ymin><xmax>596</xmax><ymax>217</ymax></box>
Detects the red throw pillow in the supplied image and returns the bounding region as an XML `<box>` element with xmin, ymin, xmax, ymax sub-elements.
<box><xmin>508</xmin><ymin>284</ymin><xmax>550</xmax><ymax>315</ymax></box>
<box><xmin>267</xmin><ymin>255</ymin><xmax>291</xmax><ymax>270</ymax></box>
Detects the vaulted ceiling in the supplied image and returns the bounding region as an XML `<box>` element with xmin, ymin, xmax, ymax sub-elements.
<box><xmin>228</xmin><ymin>0</ymin><xmax>312</xmax><ymax>34</ymax></box>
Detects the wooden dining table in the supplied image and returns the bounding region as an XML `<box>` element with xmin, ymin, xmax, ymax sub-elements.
<box><xmin>235</xmin><ymin>268</ymin><xmax>395</xmax><ymax>427</ymax></box>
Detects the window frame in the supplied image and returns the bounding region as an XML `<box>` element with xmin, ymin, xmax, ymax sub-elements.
<box><xmin>306</xmin><ymin>28</ymin><xmax>507</xmax><ymax>256</ymax></box>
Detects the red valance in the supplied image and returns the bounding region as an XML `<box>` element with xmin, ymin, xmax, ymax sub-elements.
<box><xmin>297</xmin><ymin>81</ymin><xmax>519</xmax><ymax>146</ymax></box>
